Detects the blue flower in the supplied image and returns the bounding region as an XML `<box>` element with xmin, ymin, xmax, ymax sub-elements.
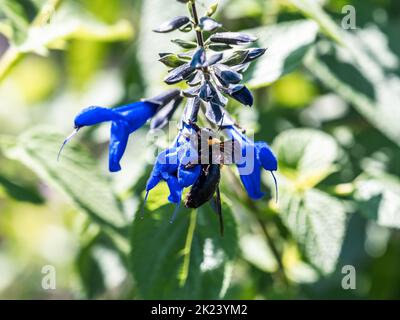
<box><xmin>226</xmin><ymin>125</ymin><xmax>277</xmax><ymax>200</ymax></box>
<box><xmin>73</xmin><ymin>101</ymin><xmax>159</xmax><ymax>172</ymax></box>
<box><xmin>145</xmin><ymin>128</ymin><xmax>201</xmax><ymax>205</ymax></box>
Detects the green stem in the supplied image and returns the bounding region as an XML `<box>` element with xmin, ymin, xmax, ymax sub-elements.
<box><xmin>0</xmin><ymin>0</ymin><xmax>63</xmax><ymax>83</ymax></box>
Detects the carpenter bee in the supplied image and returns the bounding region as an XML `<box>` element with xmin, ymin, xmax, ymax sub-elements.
<box><xmin>183</xmin><ymin>121</ymin><xmax>242</xmax><ymax>236</ymax></box>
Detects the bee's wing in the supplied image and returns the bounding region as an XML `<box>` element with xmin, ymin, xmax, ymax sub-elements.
<box><xmin>219</xmin><ymin>140</ymin><xmax>243</xmax><ymax>165</ymax></box>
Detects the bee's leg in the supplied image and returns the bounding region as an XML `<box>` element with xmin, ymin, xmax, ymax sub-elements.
<box><xmin>215</xmin><ymin>186</ymin><xmax>223</xmax><ymax>236</ymax></box>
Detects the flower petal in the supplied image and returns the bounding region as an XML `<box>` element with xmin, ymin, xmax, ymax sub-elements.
<box><xmin>238</xmin><ymin>157</ymin><xmax>264</xmax><ymax>200</ymax></box>
<box><xmin>116</xmin><ymin>101</ymin><xmax>158</xmax><ymax>131</ymax></box>
<box><xmin>178</xmin><ymin>164</ymin><xmax>201</xmax><ymax>187</ymax></box>
<box><xmin>255</xmin><ymin>141</ymin><xmax>278</xmax><ymax>171</ymax></box>
<box><xmin>109</xmin><ymin>121</ymin><xmax>130</xmax><ymax>172</ymax></box>
<box><xmin>74</xmin><ymin>106</ymin><xmax>121</xmax><ymax>127</ymax></box>
<box><xmin>166</xmin><ymin>176</ymin><xmax>183</xmax><ymax>203</ymax></box>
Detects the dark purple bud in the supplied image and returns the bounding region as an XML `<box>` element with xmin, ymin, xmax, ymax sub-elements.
<box><xmin>228</xmin><ymin>85</ymin><xmax>254</xmax><ymax>106</ymax></box>
<box><xmin>231</xmin><ymin>62</ymin><xmax>251</xmax><ymax>74</ymax></box>
<box><xmin>205</xmin><ymin>100</ymin><xmax>224</xmax><ymax>124</ymax></box>
<box><xmin>164</xmin><ymin>63</ymin><xmax>195</xmax><ymax>85</ymax></box>
<box><xmin>214</xmin><ymin>64</ymin><xmax>243</xmax><ymax>86</ymax></box>
<box><xmin>203</xmin><ymin>53</ymin><xmax>223</xmax><ymax>67</ymax></box>
<box><xmin>210</xmin><ymin>32</ymin><xmax>257</xmax><ymax>45</ymax></box>
<box><xmin>153</xmin><ymin>16</ymin><xmax>191</xmax><ymax>33</ymax></box>
<box><xmin>199</xmin><ymin>17</ymin><xmax>222</xmax><ymax>32</ymax></box>
<box><xmin>246</xmin><ymin>48</ymin><xmax>267</xmax><ymax>62</ymax></box>
<box><xmin>186</xmin><ymin>71</ymin><xmax>203</xmax><ymax>86</ymax></box>
<box><xmin>182</xmin><ymin>86</ymin><xmax>201</xmax><ymax>98</ymax></box>
<box><xmin>190</xmin><ymin>47</ymin><xmax>206</xmax><ymax>68</ymax></box>
<box><xmin>199</xmin><ymin>81</ymin><xmax>217</xmax><ymax>102</ymax></box>
<box><xmin>145</xmin><ymin>89</ymin><xmax>181</xmax><ymax>107</ymax></box>
<box><xmin>150</xmin><ymin>97</ymin><xmax>183</xmax><ymax>130</ymax></box>
<box><xmin>171</xmin><ymin>38</ymin><xmax>197</xmax><ymax>49</ymax></box>
<box><xmin>183</xmin><ymin>97</ymin><xmax>201</xmax><ymax>123</ymax></box>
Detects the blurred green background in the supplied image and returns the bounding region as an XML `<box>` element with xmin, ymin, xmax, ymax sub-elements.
<box><xmin>0</xmin><ymin>0</ymin><xmax>400</xmax><ymax>299</ymax></box>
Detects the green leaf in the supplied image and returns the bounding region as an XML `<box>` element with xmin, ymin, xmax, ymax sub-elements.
<box><xmin>137</xmin><ymin>0</ymin><xmax>188</xmax><ymax>95</ymax></box>
<box><xmin>273</xmin><ymin>128</ymin><xmax>341</xmax><ymax>191</ymax></box>
<box><xmin>291</xmin><ymin>0</ymin><xmax>400</xmax><ymax>146</ymax></box>
<box><xmin>272</xmin><ymin>129</ymin><xmax>347</xmax><ymax>274</ymax></box>
<box><xmin>0</xmin><ymin>127</ymin><xmax>127</xmax><ymax>231</ymax></box>
<box><xmin>0</xmin><ymin>174</ymin><xmax>44</xmax><ymax>204</ymax></box>
<box><xmin>279</xmin><ymin>187</ymin><xmax>347</xmax><ymax>275</ymax></box>
<box><xmin>130</xmin><ymin>185</ymin><xmax>238</xmax><ymax>299</ymax></box>
<box><xmin>242</xmin><ymin>20</ymin><xmax>319</xmax><ymax>89</ymax></box>
<box><xmin>0</xmin><ymin>0</ymin><xmax>30</xmax><ymax>42</ymax></box>
<box><xmin>288</xmin><ymin>0</ymin><xmax>343</xmax><ymax>44</ymax></box>
<box><xmin>305</xmin><ymin>34</ymin><xmax>400</xmax><ymax>147</ymax></box>
<box><xmin>355</xmin><ymin>172</ymin><xmax>400</xmax><ymax>229</ymax></box>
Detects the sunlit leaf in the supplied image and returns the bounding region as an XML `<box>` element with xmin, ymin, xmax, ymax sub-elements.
<box><xmin>355</xmin><ymin>172</ymin><xmax>400</xmax><ymax>229</ymax></box>
<box><xmin>0</xmin><ymin>127</ymin><xmax>127</xmax><ymax>231</ymax></box>
<box><xmin>241</xmin><ymin>20</ymin><xmax>319</xmax><ymax>88</ymax></box>
<box><xmin>130</xmin><ymin>185</ymin><xmax>237</xmax><ymax>299</ymax></box>
<box><xmin>279</xmin><ymin>187</ymin><xmax>347</xmax><ymax>275</ymax></box>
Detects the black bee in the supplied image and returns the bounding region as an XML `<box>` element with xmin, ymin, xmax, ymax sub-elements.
<box><xmin>183</xmin><ymin>121</ymin><xmax>241</xmax><ymax>236</ymax></box>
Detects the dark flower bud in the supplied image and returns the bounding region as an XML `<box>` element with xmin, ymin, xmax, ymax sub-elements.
<box><xmin>182</xmin><ymin>86</ymin><xmax>201</xmax><ymax>98</ymax></box>
<box><xmin>153</xmin><ymin>16</ymin><xmax>191</xmax><ymax>33</ymax></box>
<box><xmin>245</xmin><ymin>48</ymin><xmax>267</xmax><ymax>62</ymax></box>
<box><xmin>145</xmin><ymin>89</ymin><xmax>181</xmax><ymax>107</ymax></box>
<box><xmin>190</xmin><ymin>47</ymin><xmax>206</xmax><ymax>68</ymax></box>
<box><xmin>199</xmin><ymin>17</ymin><xmax>222</xmax><ymax>32</ymax></box>
<box><xmin>203</xmin><ymin>53</ymin><xmax>223</xmax><ymax>67</ymax></box>
<box><xmin>214</xmin><ymin>64</ymin><xmax>243</xmax><ymax>87</ymax></box>
<box><xmin>186</xmin><ymin>71</ymin><xmax>202</xmax><ymax>86</ymax></box>
<box><xmin>199</xmin><ymin>81</ymin><xmax>217</xmax><ymax>102</ymax></box>
<box><xmin>227</xmin><ymin>85</ymin><xmax>253</xmax><ymax>106</ymax></box>
<box><xmin>205</xmin><ymin>99</ymin><xmax>224</xmax><ymax>124</ymax></box>
<box><xmin>183</xmin><ymin>97</ymin><xmax>201</xmax><ymax>123</ymax></box>
<box><xmin>150</xmin><ymin>97</ymin><xmax>183</xmax><ymax>130</ymax></box>
<box><xmin>164</xmin><ymin>63</ymin><xmax>195</xmax><ymax>85</ymax></box>
<box><xmin>231</xmin><ymin>62</ymin><xmax>250</xmax><ymax>74</ymax></box>
<box><xmin>210</xmin><ymin>32</ymin><xmax>257</xmax><ymax>45</ymax></box>
<box><xmin>171</xmin><ymin>39</ymin><xmax>197</xmax><ymax>49</ymax></box>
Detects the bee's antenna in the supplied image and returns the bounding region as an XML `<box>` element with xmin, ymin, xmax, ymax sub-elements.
<box><xmin>170</xmin><ymin>202</ymin><xmax>180</xmax><ymax>224</ymax></box>
<box><xmin>57</xmin><ymin>127</ymin><xmax>80</xmax><ymax>161</ymax></box>
<box><xmin>270</xmin><ymin>171</ymin><xmax>279</xmax><ymax>204</ymax></box>
<box><xmin>141</xmin><ymin>190</ymin><xmax>150</xmax><ymax>219</ymax></box>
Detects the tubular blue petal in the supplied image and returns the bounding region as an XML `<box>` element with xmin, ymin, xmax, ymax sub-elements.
<box><xmin>178</xmin><ymin>164</ymin><xmax>201</xmax><ymax>187</ymax></box>
<box><xmin>166</xmin><ymin>176</ymin><xmax>183</xmax><ymax>204</ymax></box>
<box><xmin>74</xmin><ymin>106</ymin><xmax>122</xmax><ymax>127</ymax></box>
<box><xmin>255</xmin><ymin>141</ymin><xmax>278</xmax><ymax>171</ymax></box>
<box><xmin>109</xmin><ymin>121</ymin><xmax>130</xmax><ymax>172</ymax></box>
<box><xmin>116</xmin><ymin>101</ymin><xmax>159</xmax><ymax>132</ymax></box>
<box><xmin>154</xmin><ymin>148</ymin><xmax>179</xmax><ymax>175</ymax></box>
<box><xmin>238</xmin><ymin>159</ymin><xmax>264</xmax><ymax>200</ymax></box>
<box><xmin>146</xmin><ymin>172</ymin><xmax>162</xmax><ymax>191</ymax></box>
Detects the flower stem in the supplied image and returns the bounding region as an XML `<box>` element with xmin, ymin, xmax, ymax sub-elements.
<box><xmin>189</xmin><ymin>0</ymin><xmax>204</xmax><ymax>47</ymax></box>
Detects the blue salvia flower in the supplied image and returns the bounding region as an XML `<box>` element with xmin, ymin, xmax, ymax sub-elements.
<box><xmin>59</xmin><ymin>90</ymin><xmax>180</xmax><ymax>172</ymax></box>
<box><xmin>225</xmin><ymin>125</ymin><xmax>278</xmax><ymax>200</ymax></box>
<box><xmin>144</xmin><ymin>126</ymin><xmax>201</xmax><ymax>221</ymax></box>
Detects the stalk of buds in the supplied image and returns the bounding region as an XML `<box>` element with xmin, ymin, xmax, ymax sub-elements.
<box><xmin>59</xmin><ymin>0</ymin><xmax>278</xmax><ymax>234</ymax></box>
